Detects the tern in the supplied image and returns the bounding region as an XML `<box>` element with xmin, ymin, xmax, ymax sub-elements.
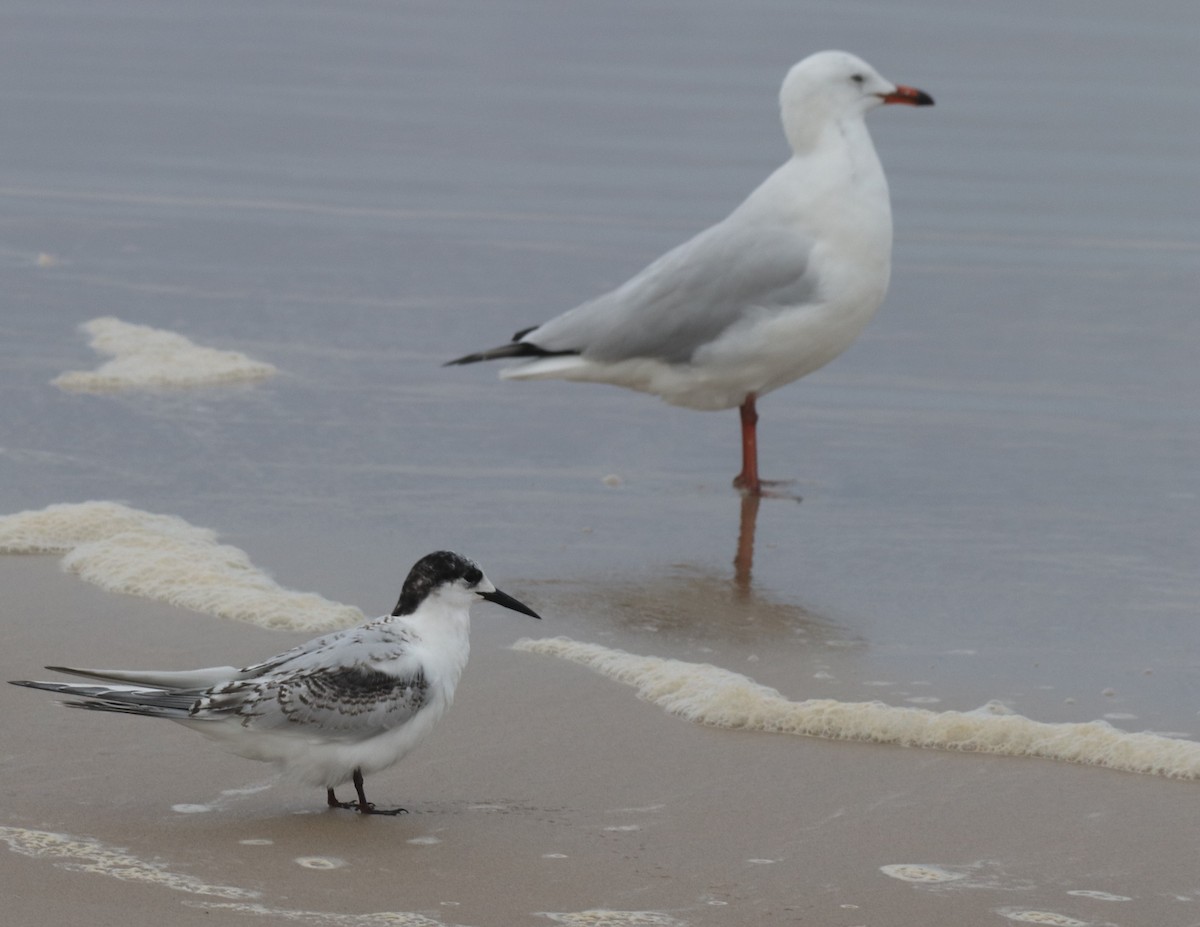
<box><xmin>10</xmin><ymin>551</ymin><xmax>540</xmax><ymax>815</ymax></box>
<box><xmin>448</xmin><ymin>51</ymin><xmax>932</xmax><ymax>495</ymax></box>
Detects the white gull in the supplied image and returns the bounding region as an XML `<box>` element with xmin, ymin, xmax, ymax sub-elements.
<box><xmin>448</xmin><ymin>50</ymin><xmax>933</xmax><ymax>495</ymax></box>
<box><xmin>10</xmin><ymin>551</ymin><xmax>540</xmax><ymax>815</ymax></box>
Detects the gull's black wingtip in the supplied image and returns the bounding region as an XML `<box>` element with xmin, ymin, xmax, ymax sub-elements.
<box><xmin>445</xmin><ymin>341</ymin><xmax>578</xmax><ymax>367</ymax></box>
<box><xmin>443</xmin><ymin>351</ymin><xmax>486</xmax><ymax>367</ymax></box>
<box><xmin>444</xmin><ymin>343</ymin><xmax>528</xmax><ymax>367</ymax></box>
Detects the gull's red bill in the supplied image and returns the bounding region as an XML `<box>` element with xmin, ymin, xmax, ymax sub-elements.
<box><xmin>881</xmin><ymin>84</ymin><xmax>935</xmax><ymax>106</ymax></box>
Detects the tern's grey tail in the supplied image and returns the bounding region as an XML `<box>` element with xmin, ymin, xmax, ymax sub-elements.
<box><xmin>10</xmin><ymin>678</ymin><xmax>200</xmax><ymax>720</ymax></box>
<box><xmin>37</xmin><ymin>663</ymin><xmax>242</xmax><ymax>689</ymax></box>
<box><xmin>39</xmin><ymin>663</ymin><xmax>241</xmax><ymax>689</ymax></box>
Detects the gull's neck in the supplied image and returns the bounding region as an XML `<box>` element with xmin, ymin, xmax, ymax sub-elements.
<box><xmin>786</xmin><ymin>106</ymin><xmax>872</xmax><ymax>157</ymax></box>
<box><xmin>785</xmin><ymin>112</ymin><xmax>888</xmax><ymax>207</ymax></box>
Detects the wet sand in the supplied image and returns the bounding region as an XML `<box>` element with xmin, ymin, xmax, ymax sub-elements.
<box><xmin>4</xmin><ymin>555</ymin><xmax>1199</xmax><ymax>926</ymax></box>
<box><xmin>3</xmin><ymin>1</ymin><xmax>1200</xmax><ymax>925</ymax></box>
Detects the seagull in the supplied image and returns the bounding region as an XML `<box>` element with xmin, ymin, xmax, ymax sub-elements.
<box><xmin>447</xmin><ymin>51</ymin><xmax>933</xmax><ymax>496</ymax></box>
<box><xmin>9</xmin><ymin>551</ymin><xmax>540</xmax><ymax>815</ymax></box>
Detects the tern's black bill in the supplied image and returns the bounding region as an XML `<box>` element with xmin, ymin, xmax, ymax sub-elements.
<box><xmin>478</xmin><ymin>588</ymin><xmax>541</xmax><ymax>620</ymax></box>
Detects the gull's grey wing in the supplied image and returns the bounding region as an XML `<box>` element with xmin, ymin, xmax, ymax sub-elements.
<box><xmin>526</xmin><ymin>213</ymin><xmax>818</xmax><ymax>364</ymax></box>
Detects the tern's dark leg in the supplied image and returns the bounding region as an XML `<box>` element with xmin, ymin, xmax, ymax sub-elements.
<box><xmin>327</xmin><ymin>787</ymin><xmax>357</xmax><ymax>810</ymax></box>
<box><xmin>352</xmin><ymin>768</ymin><xmax>408</xmax><ymax>816</ymax></box>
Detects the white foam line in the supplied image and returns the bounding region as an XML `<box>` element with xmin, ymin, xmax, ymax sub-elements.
<box><xmin>0</xmin><ymin>826</ymin><xmax>257</xmax><ymax>899</ymax></box>
<box><xmin>52</xmin><ymin>316</ymin><xmax>277</xmax><ymax>392</ymax></box>
<box><xmin>513</xmin><ymin>637</ymin><xmax>1200</xmax><ymax>781</ymax></box>
<box><xmin>0</xmin><ymin>501</ymin><xmax>363</xmax><ymax>632</ymax></box>
<box><xmin>184</xmin><ymin>902</ymin><xmax>475</xmax><ymax>927</ymax></box>
<box><xmin>536</xmin><ymin>913</ymin><xmax>690</xmax><ymax>927</ymax></box>
<box><xmin>0</xmin><ymin>827</ymin><xmax>461</xmax><ymax>926</ymax></box>
<box><xmin>182</xmin><ymin>905</ymin><xmax>459</xmax><ymax>926</ymax></box>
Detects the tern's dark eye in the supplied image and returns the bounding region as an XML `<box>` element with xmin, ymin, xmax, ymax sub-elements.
<box><xmin>464</xmin><ymin>567</ymin><xmax>483</xmax><ymax>586</ymax></box>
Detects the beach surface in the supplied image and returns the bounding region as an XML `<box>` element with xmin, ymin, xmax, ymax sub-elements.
<box><xmin>2</xmin><ymin>2</ymin><xmax>1198</xmax><ymax>925</ymax></box>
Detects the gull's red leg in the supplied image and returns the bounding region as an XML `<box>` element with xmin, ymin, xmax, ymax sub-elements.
<box><xmin>733</xmin><ymin>394</ymin><xmax>762</xmax><ymax>495</ymax></box>
<box><xmin>732</xmin><ymin>393</ymin><xmax>799</xmax><ymax>500</ymax></box>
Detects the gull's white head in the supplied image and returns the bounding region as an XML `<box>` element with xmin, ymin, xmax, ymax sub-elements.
<box><xmin>779</xmin><ymin>50</ymin><xmax>933</xmax><ymax>152</ymax></box>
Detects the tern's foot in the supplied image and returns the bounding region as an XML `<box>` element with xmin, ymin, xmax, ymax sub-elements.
<box><xmin>357</xmin><ymin>804</ymin><xmax>409</xmax><ymax>816</ymax></box>
<box><xmin>327</xmin><ymin>796</ymin><xmax>409</xmax><ymax>815</ymax></box>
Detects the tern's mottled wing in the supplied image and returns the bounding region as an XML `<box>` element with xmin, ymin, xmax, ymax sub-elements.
<box><xmin>200</xmin><ymin>620</ymin><xmax>430</xmax><ymax>738</ymax></box>
<box><xmin>18</xmin><ymin>622</ymin><xmax>390</xmax><ymax>701</ymax></box>
<box><xmin>236</xmin><ymin>623</ymin><xmax>362</xmax><ymax>677</ymax></box>
<box><xmin>526</xmin><ymin>207</ymin><xmax>817</xmax><ymax>364</ymax></box>
<box><xmin>200</xmin><ymin>663</ymin><xmax>429</xmax><ymax>738</ymax></box>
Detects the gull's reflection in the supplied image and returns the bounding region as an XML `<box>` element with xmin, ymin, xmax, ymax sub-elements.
<box><xmin>518</xmin><ymin>490</ymin><xmax>860</xmax><ymax>646</ymax></box>
<box><xmin>571</xmin><ymin>566</ymin><xmax>845</xmax><ymax>645</ymax></box>
<box><xmin>529</xmin><ymin>497</ymin><xmax>850</xmax><ymax>646</ymax></box>
<box><xmin>732</xmin><ymin>493</ymin><xmax>761</xmax><ymax>595</ymax></box>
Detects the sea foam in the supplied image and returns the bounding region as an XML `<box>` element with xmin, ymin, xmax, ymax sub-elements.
<box><xmin>0</xmin><ymin>501</ymin><xmax>362</xmax><ymax>631</ymax></box>
<box><xmin>52</xmin><ymin>316</ymin><xmax>278</xmax><ymax>392</ymax></box>
<box><xmin>0</xmin><ymin>826</ymin><xmax>256</xmax><ymax>899</ymax></box>
<box><xmin>0</xmin><ymin>827</ymin><xmax>453</xmax><ymax>925</ymax></box>
<box><xmin>513</xmin><ymin>637</ymin><xmax>1200</xmax><ymax>781</ymax></box>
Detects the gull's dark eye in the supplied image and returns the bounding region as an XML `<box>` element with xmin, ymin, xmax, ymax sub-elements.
<box><xmin>851</xmin><ymin>73</ymin><xmax>865</xmax><ymax>85</ymax></box>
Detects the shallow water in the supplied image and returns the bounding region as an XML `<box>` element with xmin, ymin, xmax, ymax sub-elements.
<box><xmin>7</xmin><ymin>499</ymin><xmax>1194</xmax><ymax>780</ymax></box>
<box><xmin>2</xmin><ymin>1</ymin><xmax>1198</xmax><ymax>925</ymax></box>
